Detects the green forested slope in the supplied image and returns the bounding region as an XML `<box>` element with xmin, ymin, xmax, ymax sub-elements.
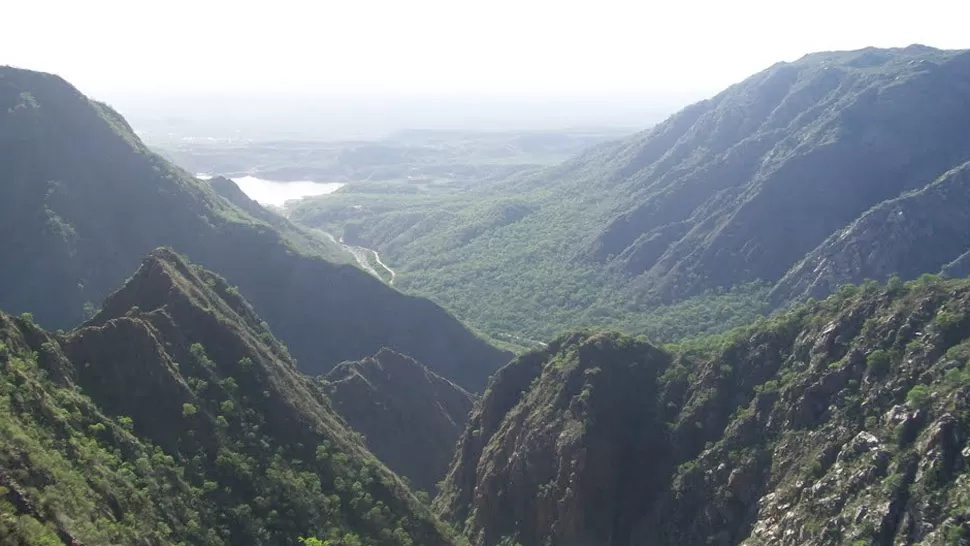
<box><xmin>0</xmin><ymin>66</ymin><xmax>509</xmax><ymax>391</ymax></box>
<box><xmin>0</xmin><ymin>249</ymin><xmax>458</xmax><ymax>546</ymax></box>
<box><xmin>289</xmin><ymin>46</ymin><xmax>970</xmax><ymax>344</ymax></box>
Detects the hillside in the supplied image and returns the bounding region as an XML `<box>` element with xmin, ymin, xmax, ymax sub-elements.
<box><xmin>774</xmin><ymin>161</ymin><xmax>970</xmax><ymax>302</ymax></box>
<box><xmin>0</xmin><ymin>248</ymin><xmax>457</xmax><ymax>546</ymax></box>
<box><xmin>288</xmin><ymin>45</ymin><xmax>970</xmax><ymax>343</ymax></box>
<box><xmin>0</xmin><ymin>66</ymin><xmax>509</xmax><ymax>391</ymax></box>
<box><xmin>324</xmin><ymin>349</ymin><xmax>475</xmax><ymax>493</ymax></box>
<box><xmin>435</xmin><ymin>276</ymin><xmax>970</xmax><ymax>546</ymax></box>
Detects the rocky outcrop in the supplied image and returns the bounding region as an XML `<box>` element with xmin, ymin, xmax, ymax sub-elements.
<box><xmin>438</xmin><ymin>278</ymin><xmax>970</xmax><ymax>546</ymax></box>
<box><xmin>774</xmin><ymin>161</ymin><xmax>970</xmax><ymax>302</ymax></box>
<box><xmin>324</xmin><ymin>349</ymin><xmax>475</xmax><ymax>492</ymax></box>
<box><xmin>436</xmin><ymin>332</ymin><xmax>674</xmax><ymax>546</ymax></box>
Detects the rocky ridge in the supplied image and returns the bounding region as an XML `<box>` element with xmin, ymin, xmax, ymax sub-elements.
<box><xmin>437</xmin><ymin>276</ymin><xmax>970</xmax><ymax>546</ymax></box>
<box><xmin>324</xmin><ymin>349</ymin><xmax>475</xmax><ymax>493</ymax></box>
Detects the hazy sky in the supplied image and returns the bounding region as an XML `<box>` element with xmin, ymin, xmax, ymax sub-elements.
<box><xmin>4</xmin><ymin>0</ymin><xmax>969</xmax><ymax>136</ymax></box>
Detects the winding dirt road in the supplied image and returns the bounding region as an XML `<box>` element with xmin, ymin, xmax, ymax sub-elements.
<box><xmin>316</xmin><ymin>229</ymin><xmax>396</xmax><ymax>285</ymax></box>
<box><xmin>370</xmin><ymin>249</ymin><xmax>396</xmax><ymax>285</ymax></box>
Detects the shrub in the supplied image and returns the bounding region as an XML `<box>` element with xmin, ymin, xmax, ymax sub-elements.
<box><xmin>906</xmin><ymin>385</ymin><xmax>932</xmax><ymax>408</ymax></box>
<box><xmin>866</xmin><ymin>350</ymin><xmax>892</xmax><ymax>376</ymax></box>
<box><xmin>118</xmin><ymin>416</ymin><xmax>134</xmax><ymax>432</ymax></box>
<box><xmin>887</xmin><ymin>274</ymin><xmax>904</xmax><ymax>296</ymax></box>
<box><xmin>299</xmin><ymin>538</ymin><xmax>332</xmax><ymax>546</ymax></box>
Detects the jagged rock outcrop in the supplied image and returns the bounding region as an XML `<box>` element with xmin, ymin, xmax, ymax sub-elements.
<box><xmin>774</xmin><ymin>161</ymin><xmax>970</xmax><ymax>302</ymax></box>
<box><xmin>324</xmin><ymin>349</ymin><xmax>475</xmax><ymax>492</ymax></box>
<box><xmin>436</xmin><ymin>333</ymin><xmax>674</xmax><ymax>546</ymax></box>
<box><xmin>438</xmin><ymin>278</ymin><xmax>970</xmax><ymax>546</ymax></box>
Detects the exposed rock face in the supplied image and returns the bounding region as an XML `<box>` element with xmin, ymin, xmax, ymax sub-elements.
<box><xmin>438</xmin><ymin>279</ymin><xmax>970</xmax><ymax>546</ymax></box>
<box><xmin>324</xmin><ymin>349</ymin><xmax>475</xmax><ymax>492</ymax></box>
<box><xmin>774</xmin><ymin>161</ymin><xmax>970</xmax><ymax>302</ymax></box>
<box><xmin>436</xmin><ymin>333</ymin><xmax>674</xmax><ymax>546</ymax></box>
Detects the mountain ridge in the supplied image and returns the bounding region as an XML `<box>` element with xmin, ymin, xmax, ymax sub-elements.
<box><xmin>0</xmin><ymin>65</ymin><xmax>510</xmax><ymax>391</ymax></box>
<box><xmin>286</xmin><ymin>45</ymin><xmax>970</xmax><ymax>345</ymax></box>
<box><xmin>436</xmin><ymin>276</ymin><xmax>970</xmax><ymax>546</ymax></box>
<box><xmin>324</xmin><ymin>349</ymin><xmax>475</xmax><ymax>493</ymax></box>
<box><xmin>0</xmin><ymin>248</ymin><xmax>458</xmax><ymax>545</ymax></box>
<box><xmin>773</xmin><ymin>161</ymin><xmax>970</xmax><ymax>302</ymax></box>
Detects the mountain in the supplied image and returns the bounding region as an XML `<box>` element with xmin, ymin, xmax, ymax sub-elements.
<box><xmin>0</xmin><ymin>248</ymin><xmax>458</xmax><ymax>546</ymax></box>
<box><xmin>774</xmin><ymin>161</ymin><xmax>970</xmax><ymax>302</ymax></box>
<box><xmin>585</xmin><ymin>46</ymin><xmax>970</xmax><ymax>301</ymax></box>
<box><xmin>323</xmin><ymin>349</ymin><xmax>475</xmax><ymax>493</ymax></box>
<box><xmin>287</xmin><ymin>45</ymin><xmax>970</xmax><ymax>344</ymax></box>
<box><xmin>435</xmin><ymin>276</ymin><xmax>970</xmax><ymax>545</ymax></box>
<box><xmin>0</xmin><ymin>66</ymin><xmax>509</xmax><ymax>391</ymax></box>
<box><xmin>434</xmin><ymin>332</ymin><xmax>669</xmax><ymax>546</ymax></box>
<box><xmin>206</xmin><ymin>175</ymin><xmax>322</xmax><ymax>239</ymax></box>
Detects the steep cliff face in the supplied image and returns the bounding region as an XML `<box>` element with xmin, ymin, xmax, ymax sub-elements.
<box><xmin>435</xmin><ymin>333</ymin><xmax>674</xmax><ymax>546</ymax></box>
<box><xmin>0</xmin><ymin>66</ymin><xmax>509</xmax><ymax>391</ymax></box>
<box><xmin>324</xmin><ymin>349</ymin><xmax>475</xmax><ymax>492</ymax></box>
<box><xmin>0</xmin><ymin>249</ymin><xmax>458</xmax><ymax>546</ymax></box>
<box><xmin>438</xmin><ymin>278</ymin><xmax>970</xmax><ymax>546</ymax></box>
<box><xmin>774</xmin><ymin>161</ymin><xmax>970</xmax><ymax>302</ymax></box>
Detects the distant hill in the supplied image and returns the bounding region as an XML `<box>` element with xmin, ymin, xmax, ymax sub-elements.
<box><xmin>288</xmin><ymin>45</ymin><xmax>970</xmax><ymax>343</ymax></box>
<box><xmin>155</xmin><ymin>128</ymin><xmax>634</xmax><ymax>184</ymax></box>
<box><xmin>436</xmin><ymin>276</ymin><xmax>970</xmax><ymax>546</ymax></box>
<box><xmin>324</xmin><ymin>349</ymin><xmax>475</xmax><ymax>493</ymax></box>
<box><xmin>0</xmin><ymin>66</ymin><xmax>510</xmax><ymax>391</ymax></box>
<box><xmin>0</xmin><ymin>249</ymin><xmax>457</xmax><ymax>545</ymax></box>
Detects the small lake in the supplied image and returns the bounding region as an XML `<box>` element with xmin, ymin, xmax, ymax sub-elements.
<box><xmin>197</xmin><ymin>174</ymin><xmax>345</xmax><ymax>206</ymax></box>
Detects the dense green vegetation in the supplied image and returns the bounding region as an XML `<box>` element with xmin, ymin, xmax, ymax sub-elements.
<box><xmin>7</xmin><ymin>45</ymin><xmax>970</xmax><ymax>546</ymax></box>
<box><xmin>0</xmin><ymin>318</ymin><xmax>209</xmax><ymax>546</ymax></box>
<box><xmin>0</xmin><ymin>249</ymin><xmax>459</xmax><ymax>545</ymax></box>
<box><xmin>437</xmin><ymin>274</ymin><xmax>970</xmax><ymax>545</ymax></box>
<box><xmin>289</xmin><ymin>177</ymin><xmax>774</xmax><ymax>346</ymax></box>
<box><xmin>288</xmin><ymin>46</ymin><xmax>970</xmax><ymax>347</ymax></box>
<box><xmin>0</xmin><ymin>65</ymin><xmax>509</xmax><ymax>391</ymax></box>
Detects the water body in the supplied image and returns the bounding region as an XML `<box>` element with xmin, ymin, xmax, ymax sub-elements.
<box><xmin>197</xmin><ymin>174</ymin><xmax>345</xmax><ymax>206</ymax></box>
